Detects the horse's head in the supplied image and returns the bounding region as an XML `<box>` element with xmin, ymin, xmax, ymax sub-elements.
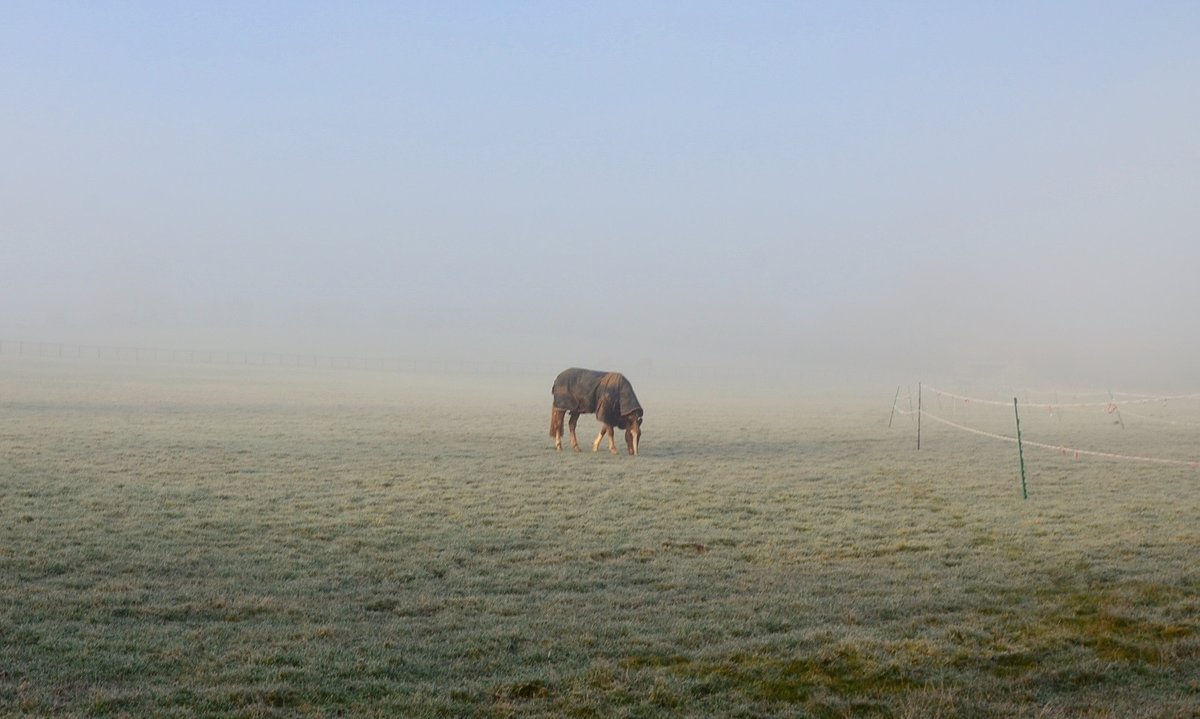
<box><xmin>624</xmin><ymin>411</ymin><xmax>643</xmax><ymax>455</ymax></box>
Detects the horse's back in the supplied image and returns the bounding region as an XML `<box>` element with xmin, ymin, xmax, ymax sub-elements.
<box><xmin>552</xmin><ymin>367</ymin><xmax>606</xmax><ymax>412</ymax></box>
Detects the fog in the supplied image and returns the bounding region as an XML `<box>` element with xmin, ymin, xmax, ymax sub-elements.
<box><xmin>4</xmin><ymin>4</ymin><xmax>1199</xmax><ymax>390</ymax></box>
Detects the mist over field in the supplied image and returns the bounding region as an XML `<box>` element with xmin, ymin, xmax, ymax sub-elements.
<box><xmin>5</xmin><ymin>8</ymin><xmax>1200</xmax><ymax>713</ymax></box>
<box><xmin>4</xmin><ymin>3</ymin><xmax>1199</xmax><ymax>390</ymax></box>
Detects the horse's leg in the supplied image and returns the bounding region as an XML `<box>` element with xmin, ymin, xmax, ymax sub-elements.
<box><xmin>625</xmin><ymin>427</ymin><xmax>637</xmax><ymax>455</ymax></box>
<box><xmin>592</xmin><ymin>425</ymin><xmax>607</xmax><ymax>452</ymax></box>
<box><xmin>594</xmin><ymin>425</ymin><xmax>617</xmax><ymax>453</ymax></box>
<box><xmin>568</xmin><ymin>412</ymin><xmax>582</xmax><ymax>452</ymax></box>
<box><xmin>551</xmin><ymin>408</ymin><xmax>565</xmax><ymax>451</ymax></box>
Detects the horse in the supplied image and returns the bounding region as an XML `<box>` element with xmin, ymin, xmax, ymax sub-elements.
<box><xmin>550</xmin><ymin>367</ymin><xmax>644</xmax><ymax>455</ymax></box>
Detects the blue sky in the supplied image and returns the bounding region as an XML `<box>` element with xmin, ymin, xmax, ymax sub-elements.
<box><xmin>4</xmin><ymin>2</ymin><xmax>1198</xmax><ymax>383</ymax></box>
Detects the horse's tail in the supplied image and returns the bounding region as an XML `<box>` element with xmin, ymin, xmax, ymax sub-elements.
<box><xmin>550</xmin><ymin>407</ymin><xmax>564</xmax><ymax>438</ymax></box>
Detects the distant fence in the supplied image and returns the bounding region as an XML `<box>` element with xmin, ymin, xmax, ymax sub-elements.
<box><xmin>892</xmin><ymin>383</ymin><xmax>1200</xmax><ymax>498</ymax></box>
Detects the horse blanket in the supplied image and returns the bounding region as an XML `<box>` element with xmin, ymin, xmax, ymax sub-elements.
<box><xmin>552</xmin><ymin>367</ymin><xmax>643</xmax><ymax>429</ymax></box>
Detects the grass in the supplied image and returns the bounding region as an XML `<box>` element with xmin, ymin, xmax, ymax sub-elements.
<box><xmin>1</xmin><ymin>359</ymin><xmax>1197</xmax><ymax>717</ymax></box>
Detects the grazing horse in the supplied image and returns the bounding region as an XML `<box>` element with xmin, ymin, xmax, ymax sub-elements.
<box><xmin>550</xmin><ymin>368</ymin><xmax>644</xmax><ymax>455</ymax></box>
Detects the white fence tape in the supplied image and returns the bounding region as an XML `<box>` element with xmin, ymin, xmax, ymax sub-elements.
<box><xmin>922</xmin><ymin>385</ymin><xmax>1200</xmax><ymax>409</ymax></box>
<box><xmin>917</xmin><ymin>409</ymin><xmax>1200</xmax><ymax>468</ymax></box>
<box><xmin>1117</xmin><ymin>409</ymin><xmax>1200</xmax><ymax>428</ymax></box>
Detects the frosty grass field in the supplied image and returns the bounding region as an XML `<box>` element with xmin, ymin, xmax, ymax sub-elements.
<box><xmin>1</xmin><ymin>358</ymin><xmax>1197</xmax><ymax>717</ymax></box>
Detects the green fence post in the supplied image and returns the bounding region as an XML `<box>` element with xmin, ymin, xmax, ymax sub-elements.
<box><xmin>1014</xmin><ymin>397</ymin><xmax>1028</xmax><ymax>500</ymax></box>
<box><xmin>917</xmin><ymin>383</ymin><xmax>922</xmax><ymax>450</ymax></box>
